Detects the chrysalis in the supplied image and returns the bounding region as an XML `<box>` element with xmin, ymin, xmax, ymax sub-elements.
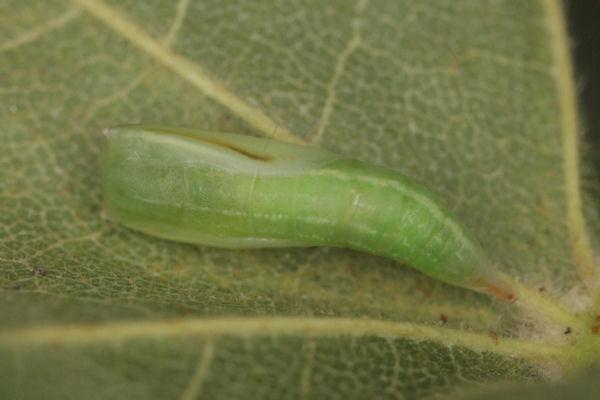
<box><xmin>102</xmin><ymin>125</ymin><xmax>513</xmax><ymax>300</ymax></box>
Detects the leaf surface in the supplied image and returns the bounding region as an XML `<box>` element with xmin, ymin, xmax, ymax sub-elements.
<box><xmin>1</xmin><ymin>0</ymin><xmax>599</xmax><ymax>399</ymax></box>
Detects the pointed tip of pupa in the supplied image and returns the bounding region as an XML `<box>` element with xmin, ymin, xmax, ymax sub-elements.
<box><xmin>472</xmin><ymin>276</ymin><xmax>516</xmax><ymax>301</ymax></box>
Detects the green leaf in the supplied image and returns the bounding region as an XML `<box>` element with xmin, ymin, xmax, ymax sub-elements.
<box><xmin>1</xmin><ymin>0</ymin><xmax>599</xmax><ymax>399</ymax></box>
<box><xmin>455</xmin><ymin>367</ymin><xmax>600</xmax><ymax>400</ymax></box>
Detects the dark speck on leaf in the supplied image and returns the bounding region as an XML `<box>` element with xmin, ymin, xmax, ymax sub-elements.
<box><xmin>32</xmin><ymin>266</ymin><xmax>47</xmax><ymax>276</ymax></box>
<box><xmin>564</xmin><ymin>327</ymin><xmax>571</xmax><ymax>335</ymax></box>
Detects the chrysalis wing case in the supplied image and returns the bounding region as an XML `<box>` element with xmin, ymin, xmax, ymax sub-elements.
<box><xmin>102</xmin><ymin>125</ymin><xmax>513</xmax><ymax>299</ymax></box>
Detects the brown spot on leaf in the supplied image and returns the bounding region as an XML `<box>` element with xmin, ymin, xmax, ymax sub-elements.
<box><xmin>489</xmin><ymin>330</ymin><xmax>498</xmax><ymax>345</ymax></box>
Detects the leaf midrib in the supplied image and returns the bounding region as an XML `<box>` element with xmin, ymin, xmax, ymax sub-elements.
<box><xmin>0</xmin><ymin>315</ymin><xmax>565</xmax><ymax>361</ymax></box>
